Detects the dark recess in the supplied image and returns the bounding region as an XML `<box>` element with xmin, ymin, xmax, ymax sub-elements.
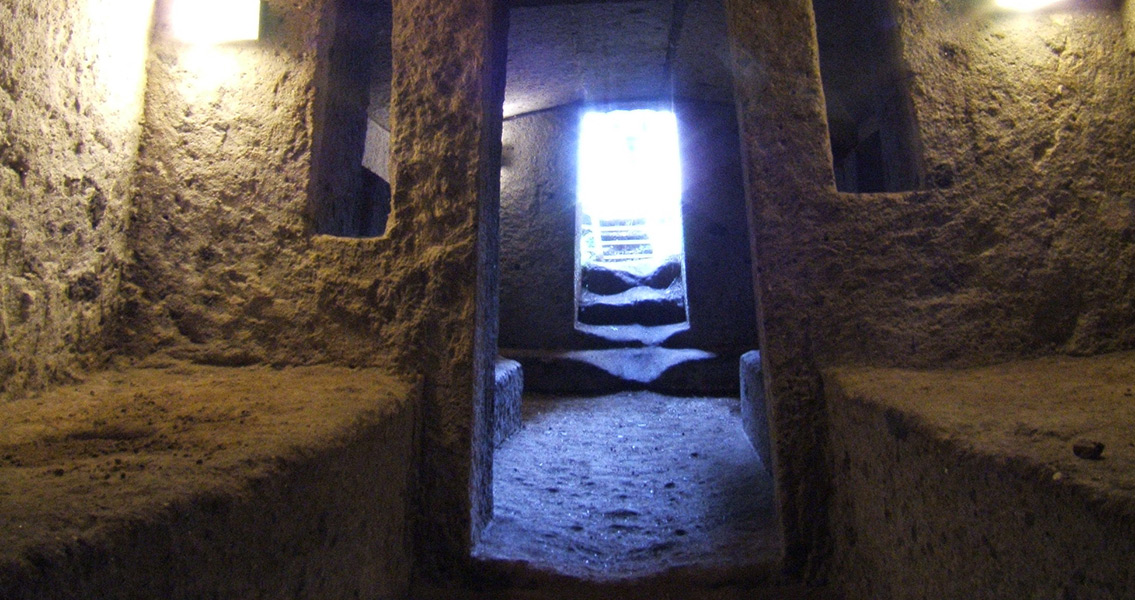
<box><xmin>813</xmin><ymin>0</ymin><xmax>924</xmax><ymax>193</ymax></box>
<box><xmin>309</xmin><ymin>0</ymin><xmax>393</xmax><ymax>237</ymax></box>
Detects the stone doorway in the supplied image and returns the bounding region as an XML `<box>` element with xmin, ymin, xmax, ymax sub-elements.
<box><xmin>480</xmin><ymin>0</ymin><xmax>772</xmax><ymax>583</ymax></box>
<box><xmin>575</xmin><ymin>107</ymin><xmax>691</xmax><ymax>345</ymax></box>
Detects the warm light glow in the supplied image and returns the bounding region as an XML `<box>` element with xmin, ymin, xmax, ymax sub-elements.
<box><xmin>92</xmin><ymin>0</ymin><xmax>155</xmax><ymax>112</ymax></box>
<box><xmin>578</xmin><ymin>109</ymin><xmax>685</xmax><ymax>263</ymax></box>
<box><xmin>994</xmin><ymin>0</ymin><xmax>1066</xmax><ymax>12</ymax></box>
<box><xmin>177</xmin><ymin>45</ymin><xmax>245</xmax><ymax>95</ymax></box>
<box><xmin>169</xmin><ymin>0</ymin><xmax>260</xmax><ymax>44</ymax></box>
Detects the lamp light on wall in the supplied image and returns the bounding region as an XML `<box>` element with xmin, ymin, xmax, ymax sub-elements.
<box><xmin>169</xmin><ymin>0</ymin><xmax>262</xmax><ymax>44</ymax></box>
<box><xmin>994</xmin><ymin>0</ymin><xmax>1067</xmax><ymax>11</ymax></box>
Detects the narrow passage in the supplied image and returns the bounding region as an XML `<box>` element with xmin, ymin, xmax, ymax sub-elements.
<box><xmin>474</xmin><ymin>392</ymin><xmax>779</xmax><ymax>581</ymax></box>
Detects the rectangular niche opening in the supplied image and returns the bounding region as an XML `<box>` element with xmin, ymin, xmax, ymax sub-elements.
<box><xmin>309</xmin><ymin>0</ymin><xmax>392</xmax><ymax>238</ymax></box>
<box><xmin>575</xmin><ymin>108</ymin><xmax>690</xmax><ymax>337</ymax></box>
<box><xmin>812</xmin><ymin>0</ymin><xmax>925</xmax><ymax>193</ymax></box>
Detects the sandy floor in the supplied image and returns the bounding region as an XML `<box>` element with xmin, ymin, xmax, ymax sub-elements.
<box><xmin>474</xmin><ymin>392</ymin><xmax>781</xmax><ymax>582</ymax></box>
<box><xmin>0</xmin><ymin>361</ymin><xmax>410</xmax><ymax>572</ymax></box>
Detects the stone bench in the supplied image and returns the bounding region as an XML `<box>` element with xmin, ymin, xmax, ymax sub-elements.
<box><xmin>825</xmin><ymin>350</ymin><xmax>1135</xmax><ymax>599</ymax></box>
<box><xmin>0</xmin><ymin>362</ymin><xmax>416</xmax><ymax>599</ymax></box>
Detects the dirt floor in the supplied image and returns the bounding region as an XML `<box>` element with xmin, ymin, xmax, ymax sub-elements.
<box><xmin>0</xmin><ymin>360</ymin><xmax>411</xmax><ymax>575</ymax></box>
<box><xmin>828</xmin><ymin>349</ymin><xmax>1135</xmax><ymax>501</ymax></box>
<box><xmin>473</xmin><ymin>392</ymin><xmax>781</xmax><ymax>582</ymax></box>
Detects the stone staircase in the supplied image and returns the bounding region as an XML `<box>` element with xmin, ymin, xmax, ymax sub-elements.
<box><xmin>503</xmin><ymin>258</ymin><xmax>742</xmax><ymax>395</ymax></box>
<box><xmin>591</xmin><ymin>217</ymin><xmax>656</xmax><ymax>262</ymax></box>
<box><xmin>576</xmin><ymin>258</ymin><xmax>686</xmax><ymax>327</ymax></box>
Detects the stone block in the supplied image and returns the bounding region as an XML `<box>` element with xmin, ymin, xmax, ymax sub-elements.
<box><xmin>494</xmin><ymin>358</ymin><xmax>523</xmax><ymax>447</ymax></box>
<box><xmin>740</xmin><ymin>350</ymin><xmax>771</xmax><ymax>474</ymax></box>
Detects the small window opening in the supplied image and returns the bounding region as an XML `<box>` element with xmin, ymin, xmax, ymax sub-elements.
<box><xmin>575</xmin><ymin>109</ymin><xmax>689</xmax><ymax>337</ymax></box>
<box><xmin>355</xmin><ymin>30</ymin><xmax>393</xmax><ymax>237</ymax></box>
<box><xmin>310</xmin><ymin>0</ymin><xmax>392</xmax><ymax>237</ymax></box>
<box><xmin>813</xmin><ymin>0</ymin><xmax>924</xmax><ymax>192</ymax></box>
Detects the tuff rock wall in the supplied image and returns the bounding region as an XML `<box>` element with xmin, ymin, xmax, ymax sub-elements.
<box><xmin>499</xmin><ymin>106</ymin><xmax>579</xmax><ymax>350</ymax></box>
<box><xmin>0</xmin><ymin>369</ymin><xmax>417</xmax><ymax>600</ymax></box>
<box><xmin>0</xmin><ymin>0</ymin><xmax>153</xmax><ymax>400</ymax></box>
<box><xmin>124</xmin><ymin>0</ymin><xmax>507</xmax><ymax>579</ymax></box>
<box><xmin>728</xmin><ymin>0</ymin><xmax>1135</xmax><ymax>580</ymax></box>
<box><xmin>5</xmin><ymin>0</ymin><xmax>1132</xmax><ymax>588</ymax></box>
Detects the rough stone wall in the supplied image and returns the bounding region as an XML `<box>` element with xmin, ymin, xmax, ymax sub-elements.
<box><xmin>391</xmin><ymin>0</ymin><xmax>506</xmax><ymax>575</ymax></box>
<box><xmin>826</xmin><ymin>382</ymin><xmax>1135</xmax><ymax>600</ymax></box>
<box><xmin>123</xmin><ymin>0</ymin><xmax>319</xmax><ymax>364</ymax></box>
<box><xmin>727</xmin><ymin>0</ymin><xmax>834</xmax><ymax>578</ymax></box>
<box><xmin>125</xmin><ymin>0</ymin><xmax>507</xmax><ymax>579</ymax></box>
<box><xmin>1127</xmin><ymin>0</ymin><xmax>1135</xmax><ymax>51</ymax></box>
<box><xmin>0</xmin><ymin>0</ymin><xmax>152</xmax><ymax>400</ymax></box>
<box><xmin>727</xmin><ymin>0</ymin><xmax>1135</xmax><ymax>577</ymax></box>
<box><xmin>499</xmin><ymin>107</ymin><xmax>579</xmax><ymax>349</ymax></box>
<box><xmin>848</xmin><ymin>2</ymin><xmax>1135</xmax><ymax>364</ymax></box>
<box><xmin>669</xmin><ymin>100</ymin><xmax>757</xmax><ymax>354</ymax></box>
<box><xmin>755</xmin><ymin>0</ymin><xmax>1135</xmax><ymax>373</ymax></box>
<box><xmin>498</xmin><ymin>101</ymin><xmax>757</xmax><ymax>354</ymax></box>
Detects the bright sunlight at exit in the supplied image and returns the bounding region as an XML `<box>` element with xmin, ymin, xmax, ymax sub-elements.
<box><xmin>577</xmin><ymin>109</ymin><xmax>685</xmax><ymax>268</ymax></box>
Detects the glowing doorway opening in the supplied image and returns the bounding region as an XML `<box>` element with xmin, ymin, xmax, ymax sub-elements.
<box><xmin>578</xmin><ymin>110</ymin><xmax>685</xmax><ymax>264</ymax></box>
<box><xmin>576</xmin><ymin>109</ymin><xmax>689</xmax><ymax>338</ymax></box>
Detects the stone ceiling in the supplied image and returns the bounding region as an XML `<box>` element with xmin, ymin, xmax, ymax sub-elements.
<box><xmin>503</xmin><ymin>0</ymin><xmax>734</xmax><ymax>118</ymax></box>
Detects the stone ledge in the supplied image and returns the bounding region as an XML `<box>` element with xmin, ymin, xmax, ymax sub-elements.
<box><xmin>0</xmin><ymin>362</ymin><xmax>416</xmax><ymax>600</ymax></box>
<box><xmin>503</xmin><ymin>347</ymin><xmax>741</xmax><ymax>395</ymax></box>
<box><xmin>825</xmin><ymin>350</ymin><xmax>1135</xmax><ymax>599</ymax></box>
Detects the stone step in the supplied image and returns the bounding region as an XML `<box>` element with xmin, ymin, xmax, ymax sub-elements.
<box><xmin>580</xmin><ymin>259</ymin><xmax>682</xmax><ymax>295</ymax></box>
<box><xmin>581</xmin><ymin>259</ymin><xmax>682</xmax><ymax>295</ymax></box>
<box><xmin>575</xmin><ymin>322</ymin><xmax>689</xmax><ymax>347</ymax></box>
<box><xmin>577</xmin><ymin>297</ymin><xmax>687</xmax><ymax>326</ymax></box>
<box><xmin>501</xmin><ymin>347</ymin><xmax>743</xmax><ymax>396</ymax></box>
<box><xmin>577</xmin><ymin>285</ymin><xmax>687</xmax><ymax>326</ymax></box>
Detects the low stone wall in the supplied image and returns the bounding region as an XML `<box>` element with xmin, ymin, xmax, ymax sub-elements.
<box><xmin>739</xmin><ymin>350</ymin><xmax>771</xmax><ymax>474</ymax></box>
<box><xmin>825</xmin><ymin>352</ymin><xmax>1135</xmax><ymax>599</ymax></box>
<box><xmin>0</xmin><ymin>364</ymin><xmax>417</xmax><ymax>600</ymax></box>
<box><xmin>494</xmin><ymin>358</ymin><xmax>522</xmax><ymax>447</ymax></box>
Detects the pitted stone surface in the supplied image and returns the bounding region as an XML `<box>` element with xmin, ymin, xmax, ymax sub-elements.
<box><xmin>827</xmin><ymin>350</ymin><xmax>1135</xmax><ymax>599</ymax></box>
<box><xmin>2</xmin><ymin>0</ymin><xmax>1134</xmax><ymax>593</ymax></box>
<box><xmin>728</xmin><ymin>0</ymin><xmax>1135</xmax><ymax>576</ymax></box>
<box><xmin>0</xmin><ymin>0</ymin><xmax>151</xmax><ymax>400</ymax></box>
<box><xmin>124</xmin><ymin>0</ymin><xmax>508</xmax><ymax>574</ymax></box>
<box><xmin>0</xmin><ymin>363</ymin><xmax>415</xmax><ymax>600</ymax></box>
<box><xmin>475</xmin><ymin>392</ymin><xmax>779</xmax><ymax>581</ymax></box>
